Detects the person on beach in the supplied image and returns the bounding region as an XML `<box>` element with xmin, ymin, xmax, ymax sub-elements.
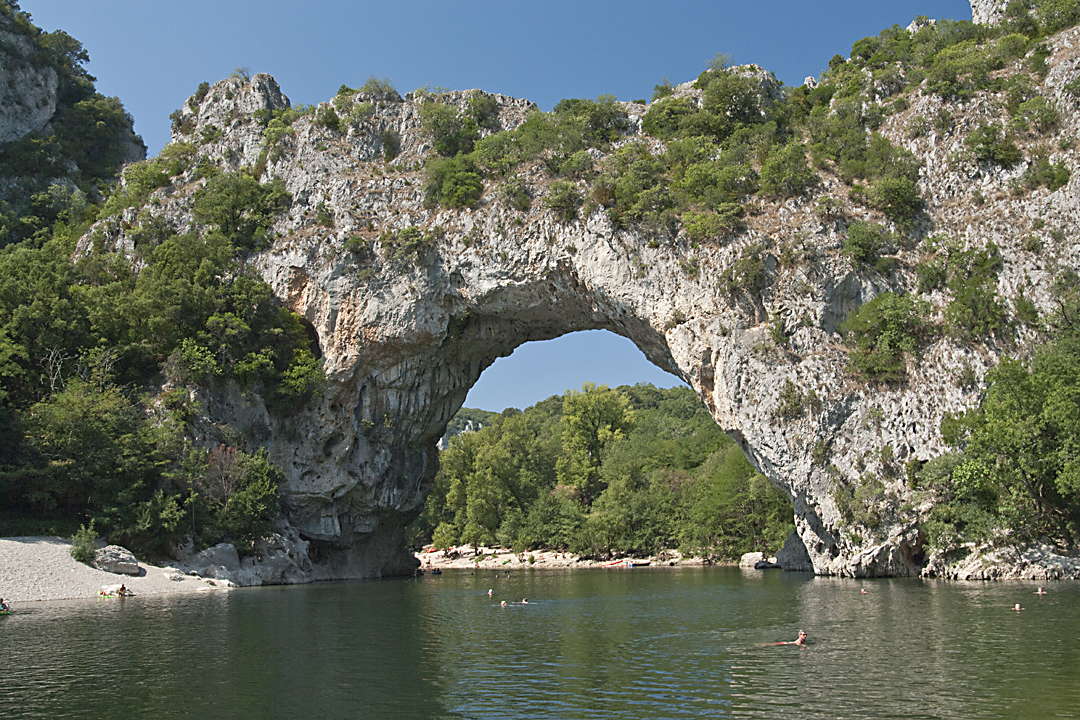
<box><xmin>777</xmin><ymin>630</ymin><xmax>807</xmax><ymax>646</ymax></box>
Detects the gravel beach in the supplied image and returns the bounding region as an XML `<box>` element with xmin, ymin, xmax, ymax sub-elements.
<box><xmin>0</xmin><ymin>536</ymin><xmax>221</xmax><ymax>604</ymax></box>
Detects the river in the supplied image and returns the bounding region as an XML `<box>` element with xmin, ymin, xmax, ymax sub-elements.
<box><xmin>2</xmin><ymin>567</ymin><xmax>1077</xmax><ymax>719</ymax></box>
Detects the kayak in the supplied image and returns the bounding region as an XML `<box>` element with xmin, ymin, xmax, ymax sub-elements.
<box><xmin>0</xmin><ymin>609</ymin><xmax>13</xmax><ymax>615</ymax></box>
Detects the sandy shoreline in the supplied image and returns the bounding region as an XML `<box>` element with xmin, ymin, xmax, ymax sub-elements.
<box><xmin>0</xmin><ymin>537</ymin><xmax>720</xmax><ymax>608</ymax></box>
<box><xmin>0</xmin><ymin>536</ymin><xmax>225</xmax><ymax>605</ymax></box>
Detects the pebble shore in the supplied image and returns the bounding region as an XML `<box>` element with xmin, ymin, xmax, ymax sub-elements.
<box><xmin>0</xmin><ymin>536</ymin><xmax>222</xmax><ymax>604</ymax></box>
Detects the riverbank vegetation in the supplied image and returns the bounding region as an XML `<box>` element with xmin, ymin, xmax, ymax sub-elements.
<box><xmin>0</xmin><ymin>2</ymin><xmax>320</xmax><ymax>558</ymax></box>
<box><xmin>413</xmin><ymin>384</ymin><xmax>794</xmax><ymax>560</ymax></box>
<box><xmin>920</xmin><ymin>286</ymin><xmax>1080</xmax><ymax>552</ymax></box>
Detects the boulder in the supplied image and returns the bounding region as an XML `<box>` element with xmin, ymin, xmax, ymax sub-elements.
<box><xmin>776</xmin><ymin>531</ymin><xmax>814</xmax><ymax>572</ymax></box>
<box><xmin>93</xmin><ymin>545</ymin><xmax>140</xmax><ymax>575</ymax></box>
<box><xmin>739</xmin><ymin>552</ymin><xmax>765</xmax><ymax>568</ymax></box>
<box><xmin>176</xmin><ymin>526</ymin><xmax>315</xmax><ymax>587</ymax></box>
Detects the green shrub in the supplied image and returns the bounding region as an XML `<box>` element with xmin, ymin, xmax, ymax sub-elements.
<box><xmin>719</xmin><ymin>244</ymin><xmax>767</xmax><ymax>297</ymax></box>
<box><xmin>759</xmin><ymin>143</ymin><xmax>816</xmax><ymax>198</ymax></box>
<box><xmin>500</xmin><ymin>179</ymin><xmax>532</xmax><ymax>211</ymax></box>
<box><xmin>945</xmin><ymin>243</ymin><xmax>1009</xmax><ymax>340</ymax></box>
<box><xmin>776</xmin><ymin>379</ymin><xmax>806</xmax><ymax>419</ymax></box>
<box><xmin>1038</xmin><ymin>0</ymin><xmax>1080</xmax><ymax>33</ymax></box>
<box><xmin>559</xmin><ymin>150</ymin><xmax>594</xmax><ymax>179</ymax></box>
<box><xmin>842</xmin><ymin>221</ymin><xmax>895</xmax><ymax>272</ymax></box>
<box><xmin>682</xmin><ymin>206</ymin><xmax>743</xmax><ymax>242</ymax></box>
<box><xmin>425</xmin><ymin>156</ymin><xmax>483</xmax><ymax>208</ymax></box>
<box><xmin>545</xmin><ymin>181</ymin><xmax>583</xmax><ymax>222</ymax></box>
<box><xmin>867</xmin><ymin>176</ymin><xmax>923</xmax><ymax>224</ymax></box>
<box><xmin>1025</xmin><ymin>154</ymin><xmax>1070</xmax><ymax>191</ymax></box>
<box><xmin>420</xmin><ymin>102</ymin><xmax>479</xmax><ymax>157</ymax></box>
<box><xmin>841</xmin><ymin>292</ymin><xmax>932</xmax><ymax>383</ymax></box>
<box><xmin>192</xmin><ymin>172</ymin><xmax>292</xmax><ymax>250</ymax></box>
<box><xmin>466</xmin><ymin>93</ymin><xmax>500</xmax><ymax>131</ymax></box>
<box><xmin>1010</xmin><ymin>96</ymin><xmax>1058</xmax><ymax>135</ymax></box>
<box><xmin>381</xmin><ymin>129</ymin><xmax>401</xmax><ymax>162</ymax></box>
<box><xmin>313</xmin><ymin>105</ymin><xmax>341</xmax><ymax>133</ymax></box>
<box><xmin>650</xmin><ymin>78</ymin><xmax>675</xmax><ymax>101</ymax></box>
<box><xmin>189</xmin><ymin>81</ymin><xmax>210</xmax><ymax>109</ymax></box>
<box><xmin>642</xmin><ymin>97</ymin><xmax>698</xmax><ymax>139</ymax></box>
<box><xmin>916</xmin><ymin>256</ymin><xmax>948</xmax><ymax>293</ymax></box>
<box><xmin>380</xmin><ymin>225</ymin><xmax>444</xmax><ymax>261</ymax></box>
<box><xmin>70</xmin><ymin>520</ymin><xmax>97</xmax><ymax>564</ymax></box>
<box><xmin>360</xmin><ymin>76</ymin><xmax>399</xmax><ymax>101</ymax></box>
<box><xmin>966</xmin><ymin>123</ymin><xmax>1022</xmax><ymax>166</ymax></box>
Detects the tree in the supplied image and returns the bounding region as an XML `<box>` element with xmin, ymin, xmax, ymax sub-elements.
<box><xmin>556</xmin><ymin>383</ymin><xmax>635</xmax><ymax>506</ymax></box>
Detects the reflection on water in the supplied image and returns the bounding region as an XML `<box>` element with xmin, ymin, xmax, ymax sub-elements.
<box><xmin>2</xmin><ymin>568</ymin><xmax>1077</xmax><ymax>719</ymax></box>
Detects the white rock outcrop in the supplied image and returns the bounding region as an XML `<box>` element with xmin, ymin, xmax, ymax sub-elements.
<box><xmin>92</xmin><ymin>545</ymin><xmax>141</xmax><ymax>576</ymax></box>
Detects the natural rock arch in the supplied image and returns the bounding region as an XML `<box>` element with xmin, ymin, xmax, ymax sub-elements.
<box><xmin>257</xmin><ymin>199</ymin><xmax>925</xmax><ymax>580</ymax></box>
<box><xmin>92</xmin><ymin>27</ymin><xmax>1080</xmax><ymax>577</ymax></box>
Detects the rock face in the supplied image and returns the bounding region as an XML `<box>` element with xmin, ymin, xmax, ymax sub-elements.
<box><xmin>0</xmin><ymin>28</ymin><xmax>58</xmax><ymax>142</ymax></box>
<box><xmin>82</xmin><ymin>8</ymin><xmax>1080</xmax><ymax>581</ymax></box>
<box><xmin>93</xmin><ymin>545</ymin><xmax>141</xmax><ymax>576</ymax></box>
<box><xmin>775</xmin><ymin>530</ymin><xmax>814</xmax><ymax>572</ymax></box>
<box><xmin>970</xmin><ymin>0</ymin><xmax>1008</xmax><ymax>26</ymax></box>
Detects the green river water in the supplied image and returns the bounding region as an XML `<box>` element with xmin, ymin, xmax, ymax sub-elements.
<box><xmin>1</xmin><ymin>567</ymin><xmax>1077</xmax><ymax>719</ymax></box>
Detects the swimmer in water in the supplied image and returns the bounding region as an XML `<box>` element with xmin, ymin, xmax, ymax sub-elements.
<box><xmin>488</xmin><ymin>589</ymin><xmax>493</xmax><ymax>596</ymax></box>
<box><xmin>778</xmin><ymin>630</ymin><xmax>807</xmax><ymax>646</ymax></box>
<box><xmin>522</xmin><ymin>598</ymin><xmax>528</xmax><ymax>604</ymax></box>
<box><xmin>861</xmin><ymin>588</ymin><xmax>868</xmax><ymax>594</ymax></box>
<box><xmin>1015</xmin><ymin>603</ymin><xmax>1022</xmax><ymax>612</ymax></box>
<box><xmin>500</xmin><ymin>600</ymin><xmax>506</xmax><ymax>607</ymax></box>
<box><xmin>1035</xmin><ymin>587</ymin><xmax>1047</xmax><ymax>595</ymax></box>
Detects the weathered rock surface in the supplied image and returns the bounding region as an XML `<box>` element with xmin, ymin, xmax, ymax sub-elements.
<box><xmin>922</xmin><ymin>543</ymin><xmax>1080</xmax><ymax>580</ymax></box>
<box><xmin>176</xmin><ymin>524</ymin><xmax>315</xmax><ymax>586</ymax></box>
<box><xmin>92</xmin><ymin>545</ymin><xmax>141</xmax><ymax>576</ymax></box>
<box><xmin>79</xmin><ymin>3</ymin><xmax>1080</xmax><ymax>581</ymax></box>
<box><xmin>775</xmin><ymin>530</ymin><xmax>814</xmax><ymax>571</ymax></box>
<box><xmin>0</xmin><ymin>28</ymin><xmax>58</xmax><ymax>143</ymax></box>
<box><xmin>970</xmin><ymin>0</ymin><xmax>1007</xmax><ymax>26</ymax></box>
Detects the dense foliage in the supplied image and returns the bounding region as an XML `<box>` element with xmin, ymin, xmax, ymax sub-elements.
<box><xmin>0</xmin><ymin>5</ymin><xmax>320</xmax><ymax>557</ymax></box>
<box><xmin>922</xmin><ymin>286</ymin><xmax>1080</xmax><ymax>551</ymax></box>
<box><xmin>415</xmin><ymin>384</ymin><xmax>794</xmax><ymax>560</ymax></box>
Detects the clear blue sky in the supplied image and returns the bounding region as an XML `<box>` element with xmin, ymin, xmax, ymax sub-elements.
<box><xmin>22</xmin><ymin>0</ymin><xmax>972</xmax><ymax>412</ymax></box>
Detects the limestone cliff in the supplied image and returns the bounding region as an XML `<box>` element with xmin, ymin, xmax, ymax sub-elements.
<box><xmin>82</xmin><ymin>14</ymin><xmax>1080</xmax><ymax>580</ymax></box>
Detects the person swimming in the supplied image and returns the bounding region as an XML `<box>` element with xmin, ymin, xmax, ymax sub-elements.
<box><xmin>500</xmin><ymin>600</ymin><xmax>506</xmax><ymax>607</ymax></box>
<box><xmin>778</xmin><ymin>630</ymin><xmax>807</xmax><ymax>646</ymax></box>
<box><xmin>1035</xmin><ymin>587</ymin><xmax>1047</xmax><ymax>595</ymax></box>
